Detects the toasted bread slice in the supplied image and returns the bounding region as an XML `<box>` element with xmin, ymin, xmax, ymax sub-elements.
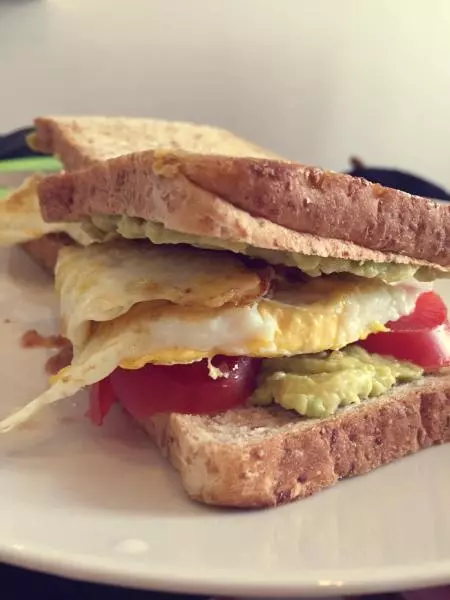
<box><xmin>137</xmin><ymin>373</ymin><xmax>450</xmax><ymax>507</ymax></box>
<box><xmin>32</xmin><ymin>116</ymin><xmax>280</xmax><ymax>171</ymax></box>
<box><xmin>38</xmin><ymin>150</ymin><xmax>450</xmax><ymax>271</ymax></box>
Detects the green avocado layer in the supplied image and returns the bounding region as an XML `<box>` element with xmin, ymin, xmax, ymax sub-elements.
<box><xmin>85</xmin><ymin>214</ymin><xmax>447</xmax><ymax>284</ymax></box>
<box><xmin>250</xmin><ymin>345</ymin><xmax>423</xmax><ymax>418</ymax></box>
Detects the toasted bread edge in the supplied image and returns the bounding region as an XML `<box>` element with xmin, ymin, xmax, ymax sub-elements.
<box><xmin>139</xmin><ymin>373</ymin><xmax>450</xmax><ymax>508</ymax></box>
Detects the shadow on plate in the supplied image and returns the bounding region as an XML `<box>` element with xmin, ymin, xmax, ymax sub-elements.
<box><xmin>6</xmin><ymin>246</ymin><xmax>53</xmax><ymax>290</ymax></box>
<box><xmin>1</xmin><ymin>399</ymin><xmax>220</xmax><ymax>519</ymax></box>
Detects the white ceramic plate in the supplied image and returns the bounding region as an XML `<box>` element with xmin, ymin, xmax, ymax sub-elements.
<box><xmin>1</xmin><ymin>246</ymin><xmax>450</xmax><ymax>598</ymax></box>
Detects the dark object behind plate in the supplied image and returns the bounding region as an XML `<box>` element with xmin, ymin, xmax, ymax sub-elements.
<box><xmin>0</xmin><ymin>127</ymin><xmax>38</xmax><ymax>160</ymax></box>
<box><xmin>0</xmin><ymin>127</ymin><xmax>448</xmax><ymax>201</ymax></box>
<box><xmin>348</xmin><ymin>156</ymin><xmax>450</xmax><ymax>201</ymax></box>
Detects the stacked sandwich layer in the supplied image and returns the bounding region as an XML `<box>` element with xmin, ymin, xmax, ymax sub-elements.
<box><xmin>1</xmin><ymin>116</ymin><xmax>450</xmax><ymax>508</ymax></box>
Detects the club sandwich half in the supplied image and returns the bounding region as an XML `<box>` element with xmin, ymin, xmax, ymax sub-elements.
<box><xmin>1</xmin><ymin>116</ymin><xmax>450</xmax><ymax>508</ymax></box>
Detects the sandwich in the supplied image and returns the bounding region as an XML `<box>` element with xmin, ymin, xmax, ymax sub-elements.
<box><xmin>1</xmin><ymin>119</ymin><xmax>450</xmax><ymax>509</ymax></box>
<box><xmin>0</xmin><ymin>116</ymin><xmax>277</xmax><ymax>271</ymax></box>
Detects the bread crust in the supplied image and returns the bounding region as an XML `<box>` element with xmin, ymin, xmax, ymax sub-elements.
<box><xmin>20</xmin><ymin>233</ymin><xmax>74</xmax><ymax>273</ymax></box>
<box><xmin>37</xmin><ymin>151</ymin><xmax>450</xmax><ymax>271</ymax></box>
<box><xmin>139</xmin><ymin>373</ymin><xmax>450</xmax><ymax>507</ymax></box>
<box><xmin>180</xmin><ymin>154</ymin><xmax>450</xmax><ymax>265</ymax></box>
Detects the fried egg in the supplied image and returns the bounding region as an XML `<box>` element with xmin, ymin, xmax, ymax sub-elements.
<box><xmin>57</xmin><ymin>240</ymin><xmax>269</xmax><ymax>350</ymax></box>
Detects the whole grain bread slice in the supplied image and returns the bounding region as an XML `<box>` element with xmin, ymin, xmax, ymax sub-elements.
<box><xmin>37</xmin><ymin>150</ymin><xmax>450</xmax><ymax>270</ymax></box>
<box><xmin>32</xmin><ymin>116</ymin><xmax>280</xmax><ymax>172</ymax></box>
<box><xmin>137</xmin><ymin>373</ymin><xmax>450</xmax><ymax>507</ymax></box>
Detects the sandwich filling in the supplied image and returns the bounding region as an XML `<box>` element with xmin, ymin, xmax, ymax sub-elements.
<box><xmin>2</xmin><ymin>235</ymin><xmax>448</xmax><ymax>433</ymax></box>
<box><xmin>86</xmin><ymin>214</ymin><xmax>448</xmax><ymax>284</ymax></box>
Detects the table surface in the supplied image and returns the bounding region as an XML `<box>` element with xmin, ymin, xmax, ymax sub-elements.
<box><xmin>2</xmin><ymin>563</ymin><xmax>413</xmax><ymax>600</ymax></box>
<box><xmin>1</xmin><ymin>563</ymin><xmax>205</xmax><ymax>600</ymax></box>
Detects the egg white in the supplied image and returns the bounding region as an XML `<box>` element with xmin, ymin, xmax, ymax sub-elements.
<box><xmin>57</xmin><ymin>239</ymin><xmax>266</xmax><ymax>350</ymax></box>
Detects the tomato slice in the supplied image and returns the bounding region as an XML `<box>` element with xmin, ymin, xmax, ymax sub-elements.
<box><xmin>89</xmin><ymin>355</ymin><xmax>261</xmax><ymax>425</ymax></box>
<box><xmin>387</xmin><ymin>291</ymin><xmax>447</xmax><ymax>330</ymax></box>
<box><xmin>88</xmin><ymin>377</ymin><xmax>117</xmax><ymax>426</ymax></box>
<box><xmin>360</xmin><ymin>322</ymin><xmax>450</xmax><ymax>370</ymax></box>
<box><xmin>360</xmin><ymin>292</ymin><xmax>450</xmax><ymax>370</ymax></box>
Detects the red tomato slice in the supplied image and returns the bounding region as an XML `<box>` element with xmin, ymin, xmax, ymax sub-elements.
<box><xmin>360</xmin><ymin>322</ymin><xmax>450</xmax><ymax>370</ymax></box>
<box><xmin>88</xmin><ymin>377</ymin><xmax>117</xmax><ymax>426</ymax></box>
<box><xmin>387</xmin><ymin>291</ymin><xmax>447</xmax><ymax>330</ymax></box>
<box><xmin>89</xmin><ymin>355</ymin><xmax>261</xmax><ymax>425</ymax></box>
<box><xmin>360</xmin><ymin>292</ymin><xmax>450</xmax><ymax>370</ymax></box>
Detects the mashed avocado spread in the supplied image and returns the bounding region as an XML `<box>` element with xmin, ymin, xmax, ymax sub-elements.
<box><xmin>251</xmin><ymin>346</ymin><xmax>423</xmax><ymax>418</ymax></box>
<box><xmin>86</xmin><ymin>215</ymin><xmax>445</xmax><ymax>283</ymax></box>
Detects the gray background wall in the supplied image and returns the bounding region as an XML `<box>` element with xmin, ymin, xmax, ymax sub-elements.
<box><xmin>2</xmin><ymin>0</ymin><xmax>449</xmax><ymax>186</ymax></box>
